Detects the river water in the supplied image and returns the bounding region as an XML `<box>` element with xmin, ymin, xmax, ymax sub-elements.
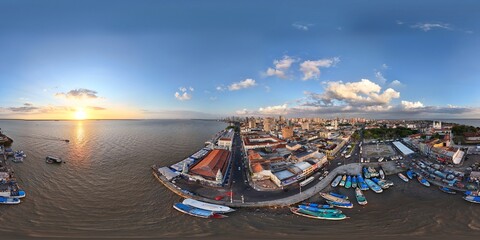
<box><xmin>0</xmin><ymin>119</ymin><xmax>479</xmax><ymax>239</ymax></box>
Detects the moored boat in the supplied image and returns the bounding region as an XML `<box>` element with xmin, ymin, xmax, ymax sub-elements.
<box><xmin>352</xmin><ymin>176</ymin><xmax>357</xmax><ymax>188</ymax></box>
<box><xmin>365</xmin><ymin>179</ymin><xmax>383</xmax><ymax>193</ymax></box>
<box><xmin>173</xmin><ymin>203</ymin><xmax>227</xmax><ymax>218</ymax></box>
<box><xmin>379</xmin><ymin>168</ymin><xmax>385</xmax><ymax>179</ymax></box>
<box><xmin>355</xmin><ymin>187</ymin><xmax>367</xmax><ymax>206</ymax></box>
<box><xmin>463</xmin><ymin>195</ymin><xmax>480</xmax><ymax>204</ymax></box>
<box><xmin>325</xmin><ymin>200</ymin><xmax>354</xmax><ymax>209</ymax></box>
<box><xmin>331</xmin><ymin>175</ymin><xmax>342</xmax><ymax>188</ymax></box>
<box><xmin>0</xmin><ymin>196</ymin><xmax>21</xmax><ymax>205</ymax></box>
<box><xmin>319</xmin><ymin>192</ymin><xmax>351</xmax><ymax>204</ymax></box>
<box><xmin>406</xmin><ymin>170</ymin><xmax>414</xmax><ymax>179</ymax></box>
<box><xmin>328</xmin><ymin>192</ymin><xmax>348</xmax><ymax>200</ymax></box>
<box><xmin>398</xmin><ymin>173</ymin><xmax>409</xmax><ymax>182</ymax></box>
<box><xmin>182</xmin><ymin>198</ymin><xmax>235</xmax><ymax>213</ymax></box>
<box><xmin>439</xmin><ymin>187</ymin><xmax>456</xmax><ymax>195</ymax></box>
<box><xmin>290</xmin><ymin>207</ymin><xmax>348</xmax><ymax>220</ymax></box>
<box><xmin>417</xmin><ymin>176</ymin><xmax>430</xmax><ymax>187</ymax></box>
<box><xmin>357</xmin><ymin>175</ymin><xmax>369</xmax><ymax>191</ymax></box>
<box><xmin>304</xmin><ymin>203</ymin><xmax>333</xmax><ymax>209</ymax></box>
<box><xmin>345</xmin><ymin>176</ymin><xmax>352</xmax><ymax>189</ymax></box>
<box><xmin>465</xmin><ymin>191</ymin><xmax>480</xmax><ymax>196</ymax></box>
<box><xmin>298</xmin><ymin>205</ymin><xmax>342</xmax><ymax>214</ymax></box>
<box><xmin>371</xmin><ymin>178</ymin><xmax>389</xmax><ymax>189</ymax></box>
<box><xmin>339</xmin><ymin>175</ymin><xmax>347</xmax><ymax>187</ymax></box>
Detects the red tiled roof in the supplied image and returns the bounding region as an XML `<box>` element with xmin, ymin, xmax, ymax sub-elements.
<box><xmin>189</xmin><ymin>149</ymin><xmax>230</xmax><ymax>180</ymax></box>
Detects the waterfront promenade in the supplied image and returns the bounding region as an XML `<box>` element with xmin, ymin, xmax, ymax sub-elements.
<box><xmin>153</xmin><ymin>161</ymin><xmax>405</xmax><ymax>208</ymax></box>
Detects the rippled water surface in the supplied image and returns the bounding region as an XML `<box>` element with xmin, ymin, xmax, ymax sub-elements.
<box><xmin>0</xmin><ymin>119</ymin><xmax>479</xmax><ymax>239</ymax></box>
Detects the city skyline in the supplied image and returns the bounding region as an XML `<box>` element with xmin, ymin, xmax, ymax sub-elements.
<box><xmin>1</xmin><ymin>0</ymin><xmax>480</xmax><ymax>120</ymax></box>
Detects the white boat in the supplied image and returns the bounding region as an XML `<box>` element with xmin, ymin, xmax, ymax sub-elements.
<box><xmin>319</xmin><ymin>192</ymin><xmax>351</xmax><ymax>204</ymax></box>
<box><xmin>398</xmin><ymin>173</ymin><xmax>409</xmax><ymax>182</ymax></box>
<box><xmin>0</xmin><ymin>189</ymin><xmax>26</xmax><ymax>198</ymax></box>
<box><xmin>182</xmin><ymin>198</ymin><xmax>235</xmax><ymax>213</ymax></box>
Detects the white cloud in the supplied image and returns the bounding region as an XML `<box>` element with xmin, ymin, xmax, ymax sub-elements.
<box><xmin>174</xmin><ymin>91</ymin><xmax>191</xmax><ymax>101</ymax></box>
<box><xmin>55</xmin><ymin>88</ymin><xmax>99</xmax><ymax>99</ymax></box>
<box><xmin>179</xmin><ymin>87</ymin><xmax>187</xmax><ymax>92</ymax></box>
<box><xmin>265</xmin><ymin>56</ymin><xmax>295</xmax><ymax>79</ymax></box>
<box><xmin>401</xmin><ymin>100</ymin><xmax>425</xmax><ymax>109</ymax></box>
<box><xmin>396</xmin><ymin>20</ymin><xmax>404</xmax><ymax>25</ymax></box>
<box><xmin>228</xmin><ymin>79</ymin><xmax>257</xmax><ymax>91</ymax></box>
<box><xmin>300</xmin><ymin>57</ymin><xmax>339</xmax><ymax>80</ymax></box>
<box><xmin>189</xmin><ymin>87</ymin><xmax>194</xmax><ymax>92</ymax></box>
<box><xmin>382</xmin><ymin>63</ymin><xmax>389</xmax><ymax>69</ymax></box>
<box><xmin>316</xmin><ymin>79</ymin><xmax>400</xmax><ymax>106</ymax></box>
<box><xmin>216</xmin><ymin>86</ymin><xmax>225</xmax><ymax>91</ymax></box>
<box><xmin>259</xmin><ymin>104</ymin><xmax>288</xmax><ymax>115</ymax></box>
<box><xmin>292</xmin><ymin>23</ymin><xmax>310</xmax><ymax>31</ymax></box>
<box><xmin>411</xmin><ymin>22</ymin><xmax>452</xmax><ymax>32</ymax></box>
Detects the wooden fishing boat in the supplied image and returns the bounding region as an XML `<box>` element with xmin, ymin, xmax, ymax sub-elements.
<box><xmin>182</xmin><ymin>198</ymin><xmax>234</xmax><ymax>213</ymax></box>
<box><xmin>355</xmin><ymin>188</ymin><xmax>367</xmax><ymax>206</ymax></box>
<box><xmin>398</xmin><ymin>173</ymin><xmax>409</xmax><ymax>182</ymax></box>
<box><xmin>173</xmin><ymin>203</ymin><xmax>227</xmax><ymax>219</ymax></box>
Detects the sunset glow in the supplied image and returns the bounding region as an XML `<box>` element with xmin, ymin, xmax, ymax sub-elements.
<box><xmin>74</xmin><ymin>108</ymin><xmax>87</xmax><ymax>120</ymax></box>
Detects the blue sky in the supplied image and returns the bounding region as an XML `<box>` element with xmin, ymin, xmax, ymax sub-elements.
<box><xmin>0</xmin><ymin>0</ymin><xmax>479</xmax><ymax>119</ymax></box>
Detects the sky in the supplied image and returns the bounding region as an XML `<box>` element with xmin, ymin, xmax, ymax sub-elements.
<box><xmin>0</xmin><ymin>0</ymin><xmax>480</xmax><ymax>120</ymax></box>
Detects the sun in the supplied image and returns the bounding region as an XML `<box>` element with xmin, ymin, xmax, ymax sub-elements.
<box><xmin>74</xmin><ymin>108</ymin><xmax>87</xmax><ymax>120</ymax></box>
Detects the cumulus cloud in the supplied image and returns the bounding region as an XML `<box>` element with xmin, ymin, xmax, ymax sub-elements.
<box><xmin>228</xmin><ymin>79</ymin><xmax>257</xmax><ymax>91</ymax></box>
<box><xmin>55</xmin><ymin>88</ymin><xmax>99</xmax><ymax>99</ymax></box>
<box><xmin>236</xmin><ymin>109</ymin><xmax>249</xmax><ymax>115</ymax></box>
<box><xmin>265</xmin><ymin>56</ymin><xmax>295</xmax><ymax>79</ymax></box>
<box><xmin>411</xmin><ymin>22</ymin><xmax>452</xmax><ymax>32</ymax></box>
<box><xmin>313</xmin><ymin>79</ymin><xmax>400</xmax><ymax>106</ymax></box>
<box><xmin>292</xmin><ymin>23</ymin><xmax>311</xmax><ymax>31</ymax></box>
<box><xmin>390</xmin><ymin>80</ymin><xmax>403</xmax><ymax>88</ymax></box>
<box><xmin>259</xmin><ymin>104</ymin><xmax>288</xmax><ymax>115</ymax></box>
<box><xmin>300</xmin><ymin>57</ymin><xmax>339</xmax><ymax>80</ymax></box>
<box><xmin>401</xmin><ymin>100</ymin><xmax>424</xmax><ymax>109</ymax></box>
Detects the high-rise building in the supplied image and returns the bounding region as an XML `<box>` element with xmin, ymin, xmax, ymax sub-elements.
<box><xmin>248</xmin><ymin>117</ymin><xmax>256</xmax><ymax>128</ymax></box>
<box><xmin>263</xmin><ymin>118</ymin><xmax>272</xmax><ymax>132</ymax></box>
<box><xmin>301</xmin><ymin>122</ymin><xmax>310</xmax><ymax>131</ymax></box>
<box><xmin>282</xmin><ymin>126</ymin><xmax>294</xmax><ymax>139</ymax></box>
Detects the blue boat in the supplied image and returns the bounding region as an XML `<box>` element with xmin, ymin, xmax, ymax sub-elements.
<box><xmin>439</xmin><ymin>187</ymin><xmax>456</xmax><ymax>195</ymax></box>
<box><xmin>365</xmin><ymin>179</ymin><xmax>383</xmax><ymax>193</ymax></box>
<box><xmin>329</xmin><ymin>192</ymin><xmax>348</xmax><ymax>200</ymax></box>
<box><xmin>291</xmin><ymin>207</ymin><xmax>348</xmax><ymax>220</ymax></box>
<box><xmin>417</xmin><ymin>176</ymin><xmax>430</xmax><ymax>187</ymax></box>
<box><xmin>331</xmin><ymin>175</ymin><xmax>343</xmax><ymax>188</ymax></box>
<box><xmin>463</xmin><ymin>195</ymin><xmax>480</xmax><ymax>204</ymax></box>
<box><xmin>345</xmin><ymin>176</ymin><xmax>352</xmax><ymax>189</ymax></box>
<box><xmin>325</xmin><ymin>200</ymin><xmax>353</xmax><ymax>209</ymax></box>
<box><xmin>0</xmin><ymin>197</ymin><xmax>21</xmax><ymax>205</ymax></box>
<box><xmin>173</xmin><ymin>203</ymin><xmax>227</xmax><ymax>219</ymax></box>
<box><xmin>352</xmin><ymin>176</ymin><xmax>357</xmax><ymax>188</ymax></box>
<box><xmin>371</xmin><ymin>178</ymin><xmax>389</xmax><ymax>189</ymax></box>
<box><xmin>465</xmin><ymin>191</ymin><xmax>480</xmax><ymax>196</ymax></box>
<box><xmin>357</xmin><ymin>174</ymin><xmax>369</xmax><ymax>191</ymax></box>
<box><xmin>298</xmin><ymin>205</ymin><xmax>342</xmax><ymax>214</ymax></box>
<box><xmin>406</xmin><ymin>170</ymin><xmax>414</xmax><ymax>180</ymax></box>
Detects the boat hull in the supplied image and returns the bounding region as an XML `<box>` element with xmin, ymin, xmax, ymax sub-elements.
<box><xmin>182</xmin><ymin>198</ymin><xmax>235</xmax><ymax>213</ymax></box>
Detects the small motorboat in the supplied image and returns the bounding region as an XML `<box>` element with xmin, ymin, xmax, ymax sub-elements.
<box><xmin>328</xmin><ymin>192</ymin><xmax>348</xmax><ymax>200</ymax></box>
<box><xmin>298</xmin><ymin>205</ymin><xmax>342</xmax><ymax>214</ymax></box>
<box><xmin>365</xmin><ymin>179</ymin><xmax>383</xmax><ymax>193</ymax></box>
<box><xmin>363</xmin><ymin>167</ymin><xmax>371</xmax><ymax>179</ymax></box>
<box><xmin>357</xmin><ymin>175</ymin><xmax>369</xmax><ymax>191</ymax></box>
<box><xmin>352</xmin><ymin>176</ymin><xmax>357</xmax><ymax>188</ymax></box>
<box><xmin>439</xmin><ymin>187</ymin><xmax>456</xmax><ymax>195</ymax></box>
<box><xmin>173</xmin><ymin>203</ymin><xmax>227</xmax><ymax>219</ymax></box>
<box><xmin>331</xmin><ymin>175</ymin><xmax>342</xmax><ymax>188</ymax></box>
<box><xmin>345</xmin><ymin>176</ymin><xmax>352</xmax><ymax>189</ymax></box>
<box><xmin>290</xmin><ymin>207</ymin><xmax>348</xmax><ymax>220</ymax></box>
<box><xmin>398</xmin><ymin>173</ymin><xmax>409</xmax><ymax>182</ymax></box>
<box><xmin>379</xmin><ymin>168</ymin><xmax>385</xmax><ymax>180</ymax></box>
<box><xmin>417</xmin><ymin>176</ymin><xmax>430</xmax><ymax>187</ymax></box>
<box><xmin>325</xmin><ymin>200</ymin><xmax>354</xmax><ymax>209</ymax></box>
<box><xmin>463</xmin><ymin>195</ymin><xmax>480</xmax><ymax>204</ymax></box>
<box><xmin>182</xmin><ymin>198</ymin><xmax>235</xmax><ymax>213</ymax></box>
<box><xmin>0</xmin><ymin>196</ymin><xmax>21</xmax><ymax>205</ymax></box>
<box><xmin>339</xmin><ymin>175</ymin><xmax>347</xmax><ymax>187</ymax></box>
<box><xmin>319</xmin><ymin>193</ymin><xmax>351</xmax><ymax>204</ymax></box>
<box><xmin>371</xmin><ymin>178</ymin><xmax>389</xmax><ymax>189</ymax></box>
<box><xmin>46</xmin><ymin>156</ymin><xmax>63</xmax><ymax>164</ymax></box>
<box><xmin>355</xmin><ymin>188</ymin><xmax>367</xmax><ymax>206</ymax></box>
<box><xmin>406</xmin><ymin>170</ymin><xmax>414</xmax><ymax>180</ymax></box>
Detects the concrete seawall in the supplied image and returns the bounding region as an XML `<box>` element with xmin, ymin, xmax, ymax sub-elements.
<box><xmin>153</xmin><ymin>161</ymin><xmax>405</xmax><ymax>208</ymax></box>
